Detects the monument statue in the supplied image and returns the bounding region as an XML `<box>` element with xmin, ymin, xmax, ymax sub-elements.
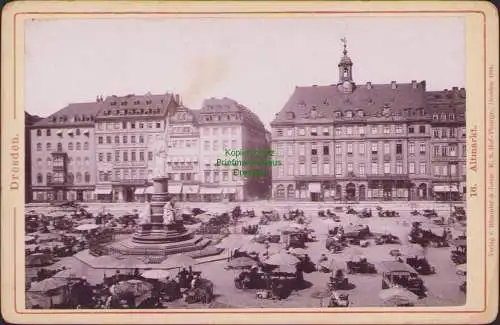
<box><xmin>162</xmin><ymin>197</ymin><xmax>176</xmax><ymax>225</ymax></box>
<box><xmin>152</xmin><ymin>133</ymin><xmax>168</xmax><ymax>179</ymax></box>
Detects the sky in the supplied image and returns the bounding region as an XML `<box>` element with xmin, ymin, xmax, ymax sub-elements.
<box><xmin>25</xmin><ymin>16</ymin><xmax>465</xmax><ymax>128</ymax></box>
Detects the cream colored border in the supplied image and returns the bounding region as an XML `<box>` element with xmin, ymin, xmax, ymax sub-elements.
<box><xmin>1</xmin><ymin>1</ymin><xmax>498</xmax><ymax>324</ymax></box>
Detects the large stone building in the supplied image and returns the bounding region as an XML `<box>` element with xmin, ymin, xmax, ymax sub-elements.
<box><xmin>93</xmin><ymin>93</ymin><xmax>180</xmax><ymax>202</ymax></box>
<box><xmin>427</xmin><ymin>87</ymin><xmax>467</xmax><ymax>201</ymax></box>
<box><xmin>28</xmin><ymin>94</ymin><xmax>270</xmax><ymax>202</ymax></box>
<box><xmin>270</xmin><ymin>42</ymin><xmax>465</xmax><ymax>201</ymax></box>
<box><xmin>25</xmin><ymin>112</ymin><xmax>43</xmax><ymax>203</ymax></box>
<box><xmin>29</xmin><ymin>103</ymin><xmax>100</xmax><ymax>202</ymax></box>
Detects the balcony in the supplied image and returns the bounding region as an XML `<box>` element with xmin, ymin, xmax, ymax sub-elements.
<box><xmin>47</xmin><ymin>179</ymin><xmax>73</xmax><ymax>186</ymax></box>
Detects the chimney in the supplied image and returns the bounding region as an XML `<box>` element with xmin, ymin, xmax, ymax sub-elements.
<box><xmin>366</xmin><ymin>82</ymin><xmax>372</xmax><ymax>89</ymax></box>
<box><xmin>452</xmin><ymin>86</ymin><xmax>458</xmax><ymax>91</ymax></box>
<box><xmin>391</xmin><ymin>81</ymin><xmax>397</xmax><ymax>89</ymax></box>
<box><xmin>411</xmin><ymin>80</ymin><xmax>417</xmax><ymax>89</ymax></box>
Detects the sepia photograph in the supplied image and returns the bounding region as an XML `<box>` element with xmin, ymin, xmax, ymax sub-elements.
<box><xmin>1</xmin><ymin>1</ymin><xmax>498</xmax><ymax>324</ymax></box>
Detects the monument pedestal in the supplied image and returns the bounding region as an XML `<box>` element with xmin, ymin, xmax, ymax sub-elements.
<box><xmin>132</xmin><ymin>176</ymin><xmax>192</xmax><ymax>244</ymax></box>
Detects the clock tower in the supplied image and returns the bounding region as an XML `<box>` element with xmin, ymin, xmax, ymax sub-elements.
<box><xmin>337</xmin><ymin>37</ymin><xmax>355</xmax><ymax>93</ymax></box>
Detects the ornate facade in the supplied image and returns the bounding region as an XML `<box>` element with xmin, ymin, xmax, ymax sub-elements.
<box><xmin>270</xmin><ymin>41</ymin><xmax>465</xmax><ymax>201</ymax></box>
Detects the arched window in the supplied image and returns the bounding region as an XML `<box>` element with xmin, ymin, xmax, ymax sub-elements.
<box><xmin>36</xmin><ymin>173</ymin><xmax>43</xmax><ymax>184</ymax></box>
<box><xmin>46</xmin><ymin>157</ymin><xmax>52</xmax><ymax>168</ymax></box>
<box><xmin>287</xmin><ymin>185</ymin><xmax>295</xmax><ymax>199</ymax></box>
<box><xmin>275</xmin><ymin>184</ymin><xmax>285</xmax><ymax>199</ymax></box>
<box><xmin>76</xmin><ymin>142</ymin><xmax>81</xmax><ymax>150</ymax></box>
<box><xmin>36</xmin><ymin>143</ymin><xmax>42</xmax><ymax>151</ymax></box>
<box><xmin>76</xmin><ymin>157</ymin><xmax>82</xmax><ymax>166</ymax></box>
<box><xmin>36</xmin><ymin>129</ymin><xmax>42</xmax><ymax>136</ymax></box>
<box><xmin>46</xmin><ymin>173</ymin><xmax>52</xmax><ymax>184</ymax></box>
<box><xmin>57</xmin><ymin>143</ymin><xmax>63</xmax><ymax>151</ymax></box>
<box><xmin>84</xmin><ymin>157</ymin><xmax>90</xmax><ymax>166</ymax></box>
<box><xmin>37</xmin><ymin>158</ymin><xmax>42</xmax><ymax>167</ymax></box>
<box><xmin>83</xmin><ymin>142</ymin><xmax>89</xmax><ymax>150</ymax></box>
<box><xmin>84</xmin><ymin>172</ymin><xmax>90</xmax><ymax>183</ymax></box>
<box><xmin>67</xmin><ymin>173</ymin><xmax>74</xmax><ymax>183</ymax></box>
<box><xmin>46</xmin><ymin>142</ymin><xmax>51</xmax><ymax>151</ymax></box>
<box><xmin>68</xmin><ymin>142</ymin><xmax>74</xmax><ymax>150</ymax></box>
<box><xmin>76</xmin><ymin>172</ymin><xmax>82</xmax><ymax>183</ymax></box>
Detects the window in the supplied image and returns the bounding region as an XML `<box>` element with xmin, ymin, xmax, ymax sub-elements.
<box><xmin>115</xmin><ymin>151</ymin><xmax>120</xmax><ymax>162</ymax></box>
<box><xmin>409</xmin><ymin>162</ymin><xmax>415</xmax><ymax>174</ymax></box>
<box><xmin>433</xmin><ymin>113</ymin><xmax>439</xmax><ymax>120</ymax></box>
<box><xmin>384</xmin><ymin>163</ymin><xmax>391</xmax><ymax>174</ymax></box>
<box><xmin>231</xmin><ymin>140</ymin><xmax>237</xmax><ymax>148</ymax></box>
<box><xmin>76</xmin><ymin>142</ymin><xmax>81</xmax><ymax>150</ymax></box>
<box><xmin>98</xmin><ymin>136</ymin><xmax>103</xmax><ymax>144</ymax></box>
<box><xmin>433</xmin><ymin>145</ymin><xmax>440</xmax><ymax>157</ymax></box>
<box><xmin>335</xmin><ymin>163</ymin><xmax>342</xmax><ymax>176</ymax></box>
<box><xmin>419</xmin><ymin>125</ymin><xmax>426</xmax><ymax>134</ymax></box>
<box><xmin>396</xmin><ymin>143</ymin><xmax>402</xmax><ymax>154</ymax></box>
<box><xmin>359</xmin><ymin>164</ymin><xmax>365</xmax><ymax>176</ymax></box>
<box><xmin>83</xmin><ymin>142</ymin><xmax>89</xmax><ymax>150</ymax></box>
<box><xmin>462</xmin><ymin>144</ymin><xmax>466</xmax><ymax>157</ymax></box>
<box><xmin>322</xmin><ymin>127</ymin><xmax>329</xmax><ymax>136</ymax></box>
<box><xmin>36</xmin><ymin>129</ymin><xmax>42</xmax><ymax>136</ymax></box>
<box><xmin>287</xmin><ymin>143</ymin><xmax>294</xmax><ymax>156</ymax></box>
<box><xmin>213</xmin><ymin>171</ymin><xmax>220</xmax><ymax>183</ymax></box>
<box><xmin>113</xmin><ymin>136</ymin><xmax>119</xmax><ymax>144</ymax></box>
<box><xmin>156</xmin><ymin>122</ymin><xmax>161</xmax><ymax>128</ymax></box>
<box><xmin>442</xmin><ymin>128</ymin><xmax>448</xmax><ymax>138</ymax></box>
<box><xmin>130</xmin><ymin>122</ymin><xmax>136</xmax><ymax>129</ymax></box>
<box><xmin>311</xmin><ymin>164</ymin><xmax>318</xmax><ymax>175</ymax></box>
<box><xmin>131</xmin><ymin>151</ymin><xmax>138</xmax><ymax>161</ymax></box>
<box><xmin>222</xmin><ymin>171</ymin><xmax>229</xmax><ymax>181</ymax></box>
<box><xmin>299</xmin><ymin>164</ymin><xmax>306</xmax><ymax>175</ymax></box>
<box><xmin>213</xmin><ymin>140</ymin><xmax>219</xmax><ymax>151</ymax></box>
<box><xmin>106</xmin><ymin>136</ymin><xmax>111</xmax><ymax>144</ymax></box>
<box><xmin>335</xmin><ymin>111</ymin><xmax>342</xmax><ymax>118</ymax></box>
<box><xmin>335</xmin><ymin>128</ymin><xmax>342</xmax><ymax>136</ymax></box>
<box><xmin>288</xmin><ymin>164</ymin><xmax>294</xmax><ymax>176</ymax></box>
<box><xmin>299</xmin><ymin>144</ymin><xmax>305</xmax><ymax>155</ymax></box>
<box><xmin>383</xmin><ymin>126</ymin><xmax>390</xmax><ymax>134</ymax></box>
<box><xmin>358</xmin><ymin>126</ymin><xmax>365</xmax><ymax>135</ymax></box>
<box><xmin>345</xmin><ymin>111</ymin><xmax>353</xmax><ymax>118</ymax></box>
<box><xmin>371</xmin><ymin>143</ymin><xmax>378</xmax><ymax>154</ymax></box>
<box><xmin>433</xmin><ymin>165</ymin><xmax>440</xmax><ymax>176</ymax></box>
<box><xmin>67</xmin><ymin>142</ymin><xmax>73</xmax><ymax>151</ymax></box>
<box><xmin>335</xmin><ymin>144</ymin><xmax>342</xmax><ymax>155</ymax></box>
<box><xmin>276</xmin><ymin>129</ymin><xmax>283</xmax><ymax>136</ymax></box>
<box><xmin>123</xmin><ymin>152</ymin><xmax>128</xmax><ymax>161</ymax></box>
<box><xmin>371</xmin><ymin>163</ymin><xmax>378</xmax><ymax>174</ymax></box>
<box><xmin>449</xmin><ymin>128</ymin><xmax>456</xmax><ymax>138</ymax></box>
<box><xmin>213</xmin><ymin>128</ymin><xmax>218</xmax><ymax>136</ymax></box>
<box><xmin>371</xmin><ymin>126</ymin><xmax>378</xmax><ymax>134</ymax></box>
<box><xmin>346</xmin><ymin>127</ymin><xmax>353</xmax><ymax>135</ymax></box>
<box><xmin>46</xmin><ymin>173</ymin><xmax>52</xmax><ymax>184</ymax></box>
<box><xmin>396</xmin><ymin>163</ymin><xmax>403</xmax><ymax>174</ymax></box>
<box><xmin>310</xmin><ymin>128</ymin><xmax>317</xmax><ymax>136</ymax></box>
<box><xmin>204</xmin><ymin>141</ymin><xmax>210</xmax><ymax>151</ymax></box>
<box><xmin>449</xmin><ymin>145</ymin><xmax>457</xmax><ymax>157</ymax></box>
<box><xmin>347</xmin><ymin>163</ymin><xmax>353</xmax><ymax>173</ymax></box>
<box><xmin>408</xmin><ymin>126</ymin><xmax>415</xmax><ymax>134</ymax></box>
<box><xmin>204</xmin><ymin>171</ymin><xmax>211</xmax><ymax>183</ymax></box>
<box><xmin>441</xmin><ymin>113</ymin><xmax>446</xmax><ymax>120</ymax></box>
<box><xmin>57</xmin><ymin>143</ymin><xmax>62</xmax><ymax>151</ymax></box>
<box><xmin>123</xmin><ymin>136</ymin><xmax>128</xmax><ymax>144</ymax></box>
<box><xmin>323</xmin><ymin>163</ymin><xmax>330</xmax><ymax>175</ymax></box>
<box><xmin>46</xmin><ymin>143</ymin><xmax>51</xmax><ymax>151</ymax></box>
<box><xmin>461</xmin><ymin>127</ymin><xmax>466</xmax><ymax>137</ymax></box>
<box><xmin>359</xmin><ymin>143</ymin><xmax>365</xmax><ymax>154</ymax></box>
<box><xmin>347</xmin><ymin>143</ymin><xmax>353</xmax><ymax>154</ymax></box>
<box><xmin>311</xmin><ymin>143</ymin><xmax>318</xmax><ymax>155</ymax></box>
<box><xmin>395</xmin><ymin>125</ymin><xmax>403</xmax><ymax>134</ymax></box>
<box><xmin>450</xmin><ymin>164</ymin><xmax>457</xmax><ymax>176</ymax></box>
<box><xmin>130</xmin><ymin>136</ymin><xmax>135</xmax><ymax>144</ymax></box>
<box><xmin>148</xmin><ymin>151</ymin><xmax>153</xmax><ymax>161</ymax></box>
<box><xmin>84</xmin><ymin>172</ymin><xmax>90</xmax><ymax>183</ymax></box>
<box><xmin>442</xmin><ymin>165</ymin><xmax>448</xmax><ymax>176</ymax></box>
<box><xmin>98</xmin><ymin>153</ymin><xmax>104</xmax><ymax>162</ymax></box>
<box><xmin>433</xmin><ymin>129</ymin><xmax>440</xmax><ymax>138</ymax></box>
<box><xmin>106</xmin><ymin>152</ymin><xmax>112</xmax><ymax>162</ymax></box>
<box><xmin>419</xmin><ymin>143</ymin><xmax>426</xmax><ymax>154</ymax></box>
<box><xmin>323</xmin><ymin>145</ymin><xmax>329</xmax><ymax>155</ymax></box>
<box><xmin>419</xmin><ymin>163</ymin><xmax>426</xmax><ymax>174</ymax></box>
<box><xmin>298</xmin><ymin>128</ymin><xmax>305</xmax><ymax>136</ymax></box>
<box><xmin>37</xmin><ymin>173</ymin><xmax>43</xmax><ymax>184</ymax></box>
<box><xmin>384</xmin><ymin>143</ymin><xmax>390</xmax><ymax>154</ymax></box>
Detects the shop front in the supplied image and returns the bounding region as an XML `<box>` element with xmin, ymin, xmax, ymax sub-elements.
<box><xmin>222</xmin><ymin>187</ymin><xmax>237</xmax><ymax>202</ymax></box>
<box><xmin>199</xmin><ymin>186</ymin><xmax>223</xmax><ymax>202</ymax></box>
<box><xmin>168</xmin><ymin>184</ymin><xmax>183</xmax><ymax>201</ymax></box>
<box><xmin>309</xmin><ymin>182</ymin><xmax>322</xmax><ymax>202</ymax></box>
<box><xmin>433</xmin><ymin>184</ymin><xmax>460</xmax><ymax>201</ymax></box>
<box><xmin>94</xmin><ymin>185</ymin><xmax>112</xmax><ymax>202</ymax></box>
<box><xmin>183</xmin><ymin>185</ymin><xmax>200</xmax><ymax>202</ymax></box>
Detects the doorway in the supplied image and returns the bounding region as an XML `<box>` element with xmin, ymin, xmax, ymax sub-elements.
<box><xmin>123</xmin><ymin>187</ymin><xmax>134</xmax><ymax>202</ymax></box>
<box><xmin>310</xmin><ymin>192</ymin><xmax>321</xmax><ymax>202</ymax></box>
<box><xmin>76</xmin><ymin>190</ymin><xmax>83</xmax><ymax>201</ymax></box>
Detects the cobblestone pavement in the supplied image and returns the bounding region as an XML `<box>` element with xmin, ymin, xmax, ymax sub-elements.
<box><xmin>25</xmin><ymin>201</ymin><xmax>466</xmax><ymax>308</ymax></box>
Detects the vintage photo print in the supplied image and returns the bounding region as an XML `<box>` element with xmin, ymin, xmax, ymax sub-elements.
<box><xmin>1</xmin><ymin>1</ymin><xmax>498</xmax><ymax>324</ymax></box>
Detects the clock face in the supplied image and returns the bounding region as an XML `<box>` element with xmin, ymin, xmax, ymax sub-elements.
<box><xmin>343</xmin><ymin>81</ymin><xmax>351</xmax><ymax>89</ymax></box>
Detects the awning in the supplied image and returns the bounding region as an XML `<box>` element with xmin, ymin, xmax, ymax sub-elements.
<box><xmin>83</xmin><ymin>130</ymin><xmax>89</xmax><ymax>135</ymax></box>
<box><xmin>94</xmin><ymin>187</ymin><xmax>112</xmax><ymax>195</ymax></box>
<box><xmin>183</xmin><ymin>185</ymin><xmax>199</xmax><ymax>194</ymax></box>
<box><xmin>223</xmin><ymin>188</ymin><xmax>237</xmax><ymax>194</ymax></box>
<box><xmin>145</xmin><ymin>186</ymin><xmax>154</xmax><ymax>194</ymax></box>
<box><xmin>309</xmin><ymin>183</ymin><xmax>321</xmax><ymax>193</ymax></box>
<box><xmin>168</xmin><ymin>184</ymin><xmax>183</xmax><ymax>194</ymax></box>
<box><xmin>134</xmin><ymin>188</ymin><xmax>145</xmax><ymax>195</ymax></box>
<box><xmin>56</xmin><ymin>130</ymin><xmax>63</xmax><ymax>135</ymax></box>
<box><xmin>199</xmin><ymin>187</ymin><xmax>223</xmax><ymax>194</ymax></box>
<box><xmin>433</xmin><ymin>185</ymin><xmax>459</xmax><ymax>192</ymax></box>
<box><xmin>68</xmin><ymin>129</ymin><xmax>74</xmax><ymax>135</ymax></box>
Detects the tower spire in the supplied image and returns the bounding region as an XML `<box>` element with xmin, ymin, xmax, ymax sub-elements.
<box><xmin>341</xmin><ymin>37</ymin><xmax>347</xmax><ymax>55</ymax></box>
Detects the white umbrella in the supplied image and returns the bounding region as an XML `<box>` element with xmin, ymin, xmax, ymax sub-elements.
<box><xmin>264</xmin><ymin>251</ymin><xmax>300</xmax><ymax>267</ymax></box>
<box><xmin>456</xmin><ymin>264</ymin><xmax>466</xmax><ymax>275</ymax></box>
<box><xmin>28</xmin><ymin>278</ymin><xmax>68</xmax><ymax>292</ymax></box>
<box><xmin>25</xmin><ymin>236</ymin><xmax>35</xmax><ymax>242</ymax></box>
<box><xmin>379</xmin><ymin>287</ymin><xmax>419</xmax><ymax>306</ymax></box>
<box><xmin>141</xmin><ymin>269</ymin><xmax>171</xmax><ymax>279</ymax></box>
<box><xmin>75</xmin><ymin>224</ymin><xmax>100</xmax><ymax>231</ymax></box>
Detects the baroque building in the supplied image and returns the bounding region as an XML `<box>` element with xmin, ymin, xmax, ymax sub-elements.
<box><xmin>25</xmin><ymin>112</ymin><xmax>43</xmax><ymax>203</ymax></box>
<box><xmin>29</xmin><ymin>103</ymin><xmax>100</xmax><ymax>202</ymax></box>
<box><xmin>270</xmin><ymin>41</ymin><xmax>464</xmax><ymax>201</ymax></box>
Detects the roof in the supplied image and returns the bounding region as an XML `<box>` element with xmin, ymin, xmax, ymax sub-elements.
<box><xmin>96</xmin><ymin>93</ymin><xmax>177</xmax><ymax>119</ymax></box>
<box><xmin>271</xmin><ymin>82</ymin><xmax>427</xmax><ymax>125</ymax></box>
<box><xmin>426</xmin><ymin>87</ymin><xmax>466</xmax><ymax>120</ymax></box>
<box><xmin>380</xmin><ymin>261</ymin><xmax>418</xmax><ymax>274</ymax></box>
<box><xmin>32</xmin><ymin>102</ymin><xmax>101</xmax><ymax>128</ymax></box>
<box><xmin>199</xmin><ymin>97</ymin><xmax>266</xmax><ymax>130</ymax></box>
<box><xmin>25</xmin><ymin>112</ymin><xmax>44</xmax><ymax>125</ymax></box>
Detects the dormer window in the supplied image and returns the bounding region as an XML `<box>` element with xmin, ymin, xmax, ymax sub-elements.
<box><xmin>134</xmin><ymin>100</ymin><xmax>140</xmax><ymax>105</ymax></box>
<box><xmin>334</xmin><ymin>111</ymin><xmax>342</xmax><ymax>118</ymax></box>
<box><xmin>286</xmin><ymin>112</ymin><xmax>295</xmax><ymax>120</ymax></box>
<box><xmin>357</xmin><ymin>110</ymin><xmax>364</xmax><ymax>117</ymax></box>
<box><xmin>310</xmin><ymin>127</ymin><xmax>318</xmax><ymax>136</ymax></box>
<box><xmin>441</xmin><ymin>113</ymin><xmax>447</xmax><ymax>120</ymax></box>
<box><xmin>146</xmin><ymin>100</ymin><xmax>152</xmax><ymax>105</ymax></box>
<box><xmin>110</xmin><ymin>101</ymin><xmax>117</xmax><ymax>106</ymax></box>
<box><xmin>449</xmin><ymin>113</ymin><xmax>455</xmax><ymax>120</ymax></box>
<box><xmin>121</xmin><ymin>101</ymin><xmax>128</xmax><ymax>106</ymax></box>
<box><xmin>345</xmin><ymin>111</ymin><xmax>353</xmax><ymax>118</ymax></box>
